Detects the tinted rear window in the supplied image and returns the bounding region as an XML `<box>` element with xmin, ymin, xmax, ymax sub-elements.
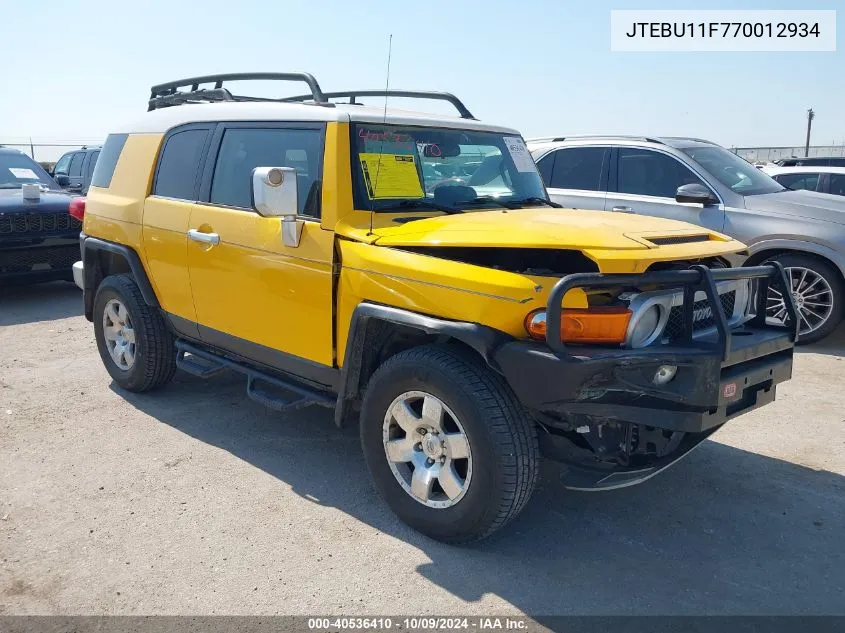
<box><xmin>91</xmin><ymin>134</ymin><xmax>128</xmax><ymax>189</ymax></box>
<box><xmin>153</xmin><ymin>129</ymin><xmax>209</xmax><ymax>200</ymax></box>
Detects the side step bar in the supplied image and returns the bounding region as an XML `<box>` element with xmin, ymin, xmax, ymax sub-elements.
<box><xmin>175</xmin><ymin>340</ymin><xmax>335</xmax><ymax>412</ymax></box>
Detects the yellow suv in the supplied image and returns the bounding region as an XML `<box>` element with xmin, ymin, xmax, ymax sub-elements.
<box><xmin>74</xmin><ymin>73</ymin><xmax>798</xmax><ymax>542</ymax></box>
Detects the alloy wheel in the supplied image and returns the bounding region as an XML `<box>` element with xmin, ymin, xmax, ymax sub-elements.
<box><xmin>767</xmin><ymin>266</ymin><xmax>834</xmax><ymax>336</ymax></box>
<box><xmin>102</xmin><ymin>298</ymin><xmax>136</xmax><ymax>370</ymax></box>
<box><xmin>382</xmin><ymin>390</ymin><xmax>472</xmax><ymax>509</ymax></box>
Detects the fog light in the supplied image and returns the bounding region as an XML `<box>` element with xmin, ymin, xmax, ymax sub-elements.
<box><xmin>653</xmin><ymin>364</ymin><xmax>678</xmax><ymax>385</ymax></box>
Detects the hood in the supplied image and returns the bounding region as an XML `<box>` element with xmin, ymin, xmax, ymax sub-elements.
<box><xmin>744</xmin><ymin>189</ymin><xmax>845</xmax><ymax>225</ymax></box>
<box><xmin>0</xmin><ymin>188</ymin><xmax>73</xmax><ymax>214</ymax></box>
<box><xmin>369</xmin><ymin>208</ymin><xmax>732</xmax><ymax>250</ymax></box>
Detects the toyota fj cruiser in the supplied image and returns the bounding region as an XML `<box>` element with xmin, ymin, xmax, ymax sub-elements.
<box><xmin>74</xmin><ymin>73</ymin><xmax>798</xmax><ymax>542</ymax></box>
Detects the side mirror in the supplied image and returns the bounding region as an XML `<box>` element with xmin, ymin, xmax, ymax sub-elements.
<box><xmin>55</xmin><ymin>174</ymin><xmax>71</xmax><ymax>187</ymax></box>
<box><xmin>251</xmin><ymin>167</ymin><xmax>301</xmax><ymax>247</ymax></box>
<box><xmin>675</xmin><ymin>183</ymin><xmax>716</xmax><ymax>205</ymax></box>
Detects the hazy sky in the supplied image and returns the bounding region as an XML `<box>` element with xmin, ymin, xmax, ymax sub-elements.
<box><xmin>1</xmin><ymin>0</ymin><xmax>842</xmax><ymax>158</ymax></box>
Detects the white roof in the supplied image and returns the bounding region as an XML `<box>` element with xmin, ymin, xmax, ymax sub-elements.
<box><xmin>118</xmin><ymin>101</ymin><xmax>520</xmax><ymax>135</ymax></box>
<box><xmin>762</xmin><ymin>165</ymin><xmax>845</xmax><ymax>176</ymax></box>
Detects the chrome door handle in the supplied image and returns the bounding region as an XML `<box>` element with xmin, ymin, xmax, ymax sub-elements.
<box><xmin>187</xmin><ymin>229</ymin><xmax>220</xmax><ymax>245</ymax></box>
<box><xmin>612</xmin><ymin>206</ymin><xmax>633</xmax><ymax>213</ymax></box>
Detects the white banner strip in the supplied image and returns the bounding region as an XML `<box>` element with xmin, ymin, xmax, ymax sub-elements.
<box><xmin>610</xmin><ymin>10</ymin><xmax>836</xmax><ymax>52</ymax></box>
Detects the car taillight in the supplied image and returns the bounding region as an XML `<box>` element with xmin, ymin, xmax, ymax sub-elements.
<box><xmin>68</xmin><ymin>196</ymin><xmax>86</xmax><ymax>222</ymax></box>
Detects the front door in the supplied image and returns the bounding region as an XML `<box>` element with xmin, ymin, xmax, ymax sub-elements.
<box><xmin>186</xmin><ymin>123</ymin><xmax>335</xmax><ymax>373</ymax></box>
<box><xmin>604</xmin><ymin>147</ymin><xmax>725</xmax><ymax>232</ymax></box>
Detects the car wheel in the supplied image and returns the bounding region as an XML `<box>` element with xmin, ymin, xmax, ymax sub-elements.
<box><xmin>764</xmin><ymin>253</ymin><xmax>844</xmax><ymax>344</ymax></box>
<box><xmin>93</xmin><ymin>274</ymin><xmax>176</xmax><ymax>391</ymax></box>
<box><xmin>360</xmin><ymin>344</ymin><xmax>538</xmax><ymax>543</ymax></box>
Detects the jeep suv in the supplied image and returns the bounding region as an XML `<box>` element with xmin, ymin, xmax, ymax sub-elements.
<box><xmin>528</xmin><ymin>136</ymin><xmax>845</xmax><ymax>343</ymax></box>
<box><xmin>74</xmin><ymin>73</ymin><xmax>797</xmax><ymax>542</ymax></box>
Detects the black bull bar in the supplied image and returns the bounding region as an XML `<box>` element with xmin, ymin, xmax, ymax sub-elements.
<box><xmin>545</xmin><ymin>263</ymin><xmax>800</xmax><ymax>359</ymax></box>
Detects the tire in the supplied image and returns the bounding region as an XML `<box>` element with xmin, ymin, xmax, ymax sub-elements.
<box><xmin>763</xmin><ymin>253</ymin><xmax>844</xmax><ymax>345</ymax></box>
<box><xmin>360</xmin><ymin>344</ymin><xmax>538</xmax><ymax>543</ymax></box>
<box><xmin>93</xmin><ymin>274</ymin><xmax>176</xmax><ymax>392</ymax></box>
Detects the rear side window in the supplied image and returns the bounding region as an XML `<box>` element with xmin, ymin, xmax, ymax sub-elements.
<box><xmin>775</xmin><ymin>172</ymin><xmax>819</xmax><ymax>192</ymax></box>
<box><xmin>535</xmin><ymin>152</ymin><xmax>555</xmax><ymax>185</ymax></box>
<box><xmin>68</xmin><ymin>152</ymin><xmax>84</xmax><ymax>177</ymax></box>
<box><xmin>86</xmin><ymin>151</ymin><xmax>100</xmax><ymax>179</ymax></box>
<box><xmin>209</xmin><ymin>127</ymin><xmax>323</xmax><ymax>217</ymax></box>
<box><xmin>829</xmin><ymin>174</ymin><xmax>845</xmax><ymax>196</ymax></box>
<box><xmin>91</xmin><ymin>134</ymin><xmax>128</xmax><ymax>189</ymax></box>
<box><xmin>548</xmin><ymin>147</ymin><xmax>607</xmax><ymax>191</ymax></box>
<box><xmin>153</xmin><ymin>129</ymin><xmax>209</xmax><ymax>200</ymax></box>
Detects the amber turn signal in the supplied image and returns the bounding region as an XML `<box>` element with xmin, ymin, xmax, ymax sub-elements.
<box><xmin>524</xmin><ymin>307</ymin><xmax>632</xmax><ymax>344</ymax></box>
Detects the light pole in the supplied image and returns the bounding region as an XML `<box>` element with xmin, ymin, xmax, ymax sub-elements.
<box><xmin>805</xmin><ymin>108</ymin><xmax>815</xmax><ymax>158</ymax></box>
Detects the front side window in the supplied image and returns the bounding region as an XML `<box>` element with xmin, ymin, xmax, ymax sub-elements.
<box><xmin>350</xmin><ymin>124</ymin><xmax>547</xmax><ymax>212</ymax></box>
<box><xmin>53</xmin><ymin>152</ymin><xmax>73</xmax><ymax>175</ymax></box>
<box><xmin>0</xmin><ymin>152</ymin><xmax>57</xmax><ymax>189</ymax></box>
<box><xmin>153</xmin><ymin>129</ymin><xmax>209</xmax><ymax>200</ymax></box>
<box><xmin>681</xmin><ymin>146</ymin><xmax>784</xmax><ymax>196</ymax></box>
<box><xmin>547</xmin><ymin>147</ymin><xmax>607</xmax><ymax>191</ymax></box>
<box><xmin>209</xmin><ymin>127</ymin><xmax>323</xmax><ymax>217</ymax></box>
<box><xmin>614</xmin><ymin>148</ymin><xmax>705</xmax><ymax>198</ymax></box>
<box><xmin>775</xmin><ymin>172</ymin><xmax>819</xmax><ymax>192</ymax></box>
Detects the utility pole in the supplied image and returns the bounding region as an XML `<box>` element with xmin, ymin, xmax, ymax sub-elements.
<box><xmin>805</xmin><ymin>108</ymin><xmax>815</xmax><ymax>157</ymax></box>
<box><xmin>29</xmin><ymin>137</ymin><xmax>35</xmax><ymax>159</ymax></box>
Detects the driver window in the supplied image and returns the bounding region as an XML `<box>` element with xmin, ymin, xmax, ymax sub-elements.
<box><xmin>615</xmin><ymin>148</ymin><xmax>705</xmax><ymax>199</ymax></box>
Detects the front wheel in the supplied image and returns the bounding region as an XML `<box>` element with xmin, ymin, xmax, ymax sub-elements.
<box><xmin>764</xmin><ymin>253</ymin><xmax>844</xmax><ymax>344</ymax></box>
<box><xmin>360</xmin><ymin>345</ymin><xmax>538</xmax><ymax>543</ymax></box>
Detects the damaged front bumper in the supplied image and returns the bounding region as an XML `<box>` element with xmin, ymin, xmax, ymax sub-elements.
<box><xmin>494</xmin><ymin>263</ymin><xmax>798</xmax><ymax>490</ymax></box>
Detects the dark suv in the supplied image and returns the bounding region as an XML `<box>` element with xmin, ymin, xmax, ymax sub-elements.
<box><xmin>775</xmin><ymin>156</ymin><xmax>845</xmax><ymax>167</ymax></box>
<box><xmin>52</xmin><ymin>146</ymin><xmax>101</xmax><ymax>194</ymax></box>
<box><xmin>0</xmin><ymin>148</ymin><xmax>81</xmax><ymax>284</ymax></box>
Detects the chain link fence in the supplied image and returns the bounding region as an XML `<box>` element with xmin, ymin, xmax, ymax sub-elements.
<box><xmin>732</xmin><ymin>145</ymin><xmax>845</xmax><ymax>163</ymax></box>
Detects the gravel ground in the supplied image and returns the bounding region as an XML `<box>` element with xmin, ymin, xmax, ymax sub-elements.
<box><xmin>1</xmin><ymin>282</ymin><xmax>844</xmax><ymax>616</ymax></box>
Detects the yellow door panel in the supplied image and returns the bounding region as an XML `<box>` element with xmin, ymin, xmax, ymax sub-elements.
<box><xmin>141</xmin><ymin>197</ymin><xmax>196</xmax><ymax>322</ymax></box>
<box><xmin>187</xmin><ymin>204</ymin><xmax>334</xmax><ymax>366</ymax></box>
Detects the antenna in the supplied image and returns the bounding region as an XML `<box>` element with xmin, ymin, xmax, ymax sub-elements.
<box><xmin>368</xmin><ymin>33</ymin><xmax>393</xmax><ymax>237</ymax></box>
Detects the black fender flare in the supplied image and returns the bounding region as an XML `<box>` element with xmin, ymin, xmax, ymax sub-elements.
<box><xmin>333</xmin><ymin>302</ymin><xmax>513</xmax><ymax>426</ymax></box>
<box><xmin>82</xmin><ymin>236</ymin><xmax>159</xmax><ymax>320</ymax></box>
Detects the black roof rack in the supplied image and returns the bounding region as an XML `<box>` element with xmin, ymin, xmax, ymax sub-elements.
<box><xmin>282</xmin><ymin>90</ymin><xmax>475</xmax><ymax>120</ymax></box>
<box><xmin>148</xmin><ymin>72</ymin><xmax>328</xmax><ymax>111</ymax></box>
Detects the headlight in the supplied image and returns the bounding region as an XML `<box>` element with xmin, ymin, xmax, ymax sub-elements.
<box><xmin>627</xmin><ymin>304</ymin><xmax>662</xmax><ymax>348</ymax></box>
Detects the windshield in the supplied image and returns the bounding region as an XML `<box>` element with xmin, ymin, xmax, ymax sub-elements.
<box><xmin>681</xmin><ymin>146</ymin><xmax>784</xmax><ymax>196</ymax></box>
<box><xmin>351</xmin><ymin>124</ymin><xmax>547</xmax><ymax>211</ymax></box>
<box><xmin>0</xmin><ymin>153</ymin><xmax>57</xmax><ymax>190</ymax></box>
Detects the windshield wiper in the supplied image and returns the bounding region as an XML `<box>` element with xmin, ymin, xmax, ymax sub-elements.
<box><xmin>455</xmin><ymin>196</ymin><xmax>520</xmax><ymax>209</ymax></box>
<box><xmin>510</xmin><ymin>196</ymin><xmax>562</xmax><ymax>208</ymax></box>
<box><xmin>379</xmin><ymin>200</ymin><xmax>463</xmax><ymax>215</ymax></box>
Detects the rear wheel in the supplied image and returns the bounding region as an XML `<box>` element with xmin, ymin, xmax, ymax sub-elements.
<box><xmin>93</xmin><ymin>274</ymin><xmax>176</xmax><ymax>392</ymax></box>
<box><xmin>764</xmin><ymin>253</ymin><xmax>843</xmax><ymax>344</ymax></box>
<box><xmin>360</xmin><ymin>344</ymin><xmax>538</xmax><ymax>543</ymax></box>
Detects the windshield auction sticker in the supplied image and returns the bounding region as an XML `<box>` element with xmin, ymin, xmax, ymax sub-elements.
<box><xmin>504</xmin><ymin>137</ymin><xmax>537</xmax><ymax>173</ymax></box>
<box><xmin>610</xmin><ymin>10</ymin><xmax>836</xmax><ymax>51</ymax></box>
<box><xmin>8</xmin><ymin>168</ymin><xmax>39</xmax><ymax>179</ymax></box>
<box><xmin>359</xmin><ymin>153</ymin><xmax>424</xmax><ymax>199</ymax></box>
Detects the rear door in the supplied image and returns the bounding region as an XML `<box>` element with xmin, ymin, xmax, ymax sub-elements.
<box><xmin>604</xmin><ymin>146</ymin><xmax>725</xmax><ymax>232</ymax></box>
<box><xmin>141</xmin><ymin>124</ymin><xmax>214</xmax><ymax>334</ymax></box>
<box><xmin>66</xmin><ymin>151</ymin><xmax>86</xmax><ymax>193</ymax></box>
<box><xmin>82</xmin><ymin>150</ymin><xmax>100</xmax><ymax>194</ymax></box>
<box><xmin>536</xmin><ymin>146</ymin><xmax>608</xmax><ymax>210</ymax></box>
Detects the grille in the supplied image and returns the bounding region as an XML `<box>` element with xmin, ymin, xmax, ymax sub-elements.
<box><xmin>0</xmin><ymin>245</ymin><xmax>78</xmax><ymax>274</ymax></box>
<box><xmin>664</xmin><ymin>290</ymin><xmax>736</xmax><ymax>340</ymax></box>
<box><xmin>0</xmin><ymin>213</ymin><xmax>80</xmax><ymax>235</ymax></box>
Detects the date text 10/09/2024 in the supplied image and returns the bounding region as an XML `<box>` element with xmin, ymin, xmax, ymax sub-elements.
<box><xmin>625</xmin><ymin>22</ymin><xmax>821</xmax><ymax>38</ymax></box>
<box><xmin>307</xmin><ymin>617</ymin><xmax>529</xmax><ymax>630</ymax></box>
